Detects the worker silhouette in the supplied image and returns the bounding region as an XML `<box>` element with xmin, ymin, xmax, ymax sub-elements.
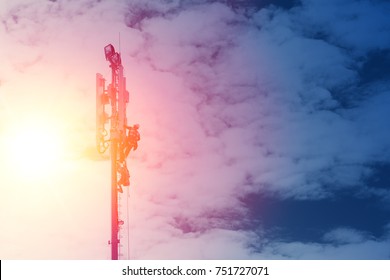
<box><xmin>117</xmin><ymin>162</ymin><xmax>130</xmax><ymax>190</ymax></box>
<box><xmin>121</xmin><ymin>124</ymin><xmax>140</xmax><ymax>161</ymax></box>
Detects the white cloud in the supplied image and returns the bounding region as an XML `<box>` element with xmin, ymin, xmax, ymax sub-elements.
<box><xmin>261</xmin><ymin>237</ymin><xmax>390</xmax><ymax>260</ymax></box>
<box><xmin>323</xmin><ymin>227</ymin><xmax>368</xmax><ymax>244</ymax></box>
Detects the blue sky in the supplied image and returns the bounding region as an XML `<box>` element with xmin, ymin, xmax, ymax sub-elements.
<box><xmin>0</xmin><ymin>0</ymin><xmax>389</xmax><ymax>259</ymax></box>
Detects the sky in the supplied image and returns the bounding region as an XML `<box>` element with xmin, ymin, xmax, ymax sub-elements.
<box><xmin>0</xmin><ymin>0</ymin><xmax>389</xmax><ymax>259</ymax></box>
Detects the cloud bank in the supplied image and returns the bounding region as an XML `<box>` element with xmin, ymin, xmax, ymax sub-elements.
<box><xmin>0</xmin><ymin>0</ymin><xmax>389</xmax><ymax>259</ymax></box>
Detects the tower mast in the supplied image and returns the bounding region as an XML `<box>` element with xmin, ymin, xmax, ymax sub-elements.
<box><xmin>96</xmin><ymin>44</ymin><xmax>138</xmax><ymax>260</ymax></box>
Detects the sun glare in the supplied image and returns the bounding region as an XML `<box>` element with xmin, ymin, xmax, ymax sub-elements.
<box><xmin>2</xmin><ymin>118</ymin><xmax>66</xmax><ymax>181</ymax></box>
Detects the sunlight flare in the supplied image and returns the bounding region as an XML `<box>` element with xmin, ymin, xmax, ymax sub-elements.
<box><xmin>1</xmin><ymin>117</ymin><xmax>67</xmax><ymax>180</ymax></box>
